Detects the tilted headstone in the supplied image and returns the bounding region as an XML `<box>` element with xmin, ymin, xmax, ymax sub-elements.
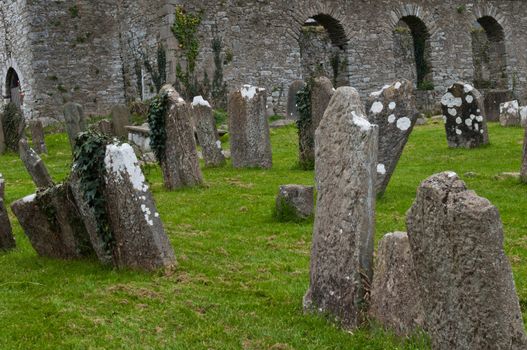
<box><xmin>191</xmin><ymin>96</ymin><xmax>225</xmax><ymax>167</ymax></box>
<box><xmin>18</xmin><ymin>138</ymin><xmax>54</xmax><ymax>188</ymax></box>
<box><xmin>286</xmin><ymin>80</ymin><xmax>306</xmax><ymax>120</ymax></box>
<box><xmin>441</xmin><ymin>82</ymin><xmax>489</xmax><ymax>148</ymax></box>
<box><xmin>275</xmin><ymin>185</ymin><xmax>314</xmax><ymax>220</ymax></box>
<box><xmin>228</xmin><ymin>85</ymin><xmax>273</xmax><ymax>169</ymax></box>
<box><xmin>366</xmin><ymin>80</ymin><xmax>419</xmax><ymax>195</ymax></box>
<box><xmin>159</xmin><ymin>85</ymin><xmax>203</xmax><ymax>189</ymax></box>
<box><xmin>522</xmin><ymin>128</ymin><xmax>527</xmax><ymax>183</ymax></box>
<box><xmin>499</xmin><ymin>100</ymin><xmax>521</xmax><ymax>127</ymax></box>
<box><xmin>304</xmin><ymin>87</ymin><xmax>378</xmax><ymax>329</ymax></box>
<box><xmin>29</xmin><ymin>120</ymin><xmax>47</xmax><ymax>154</ymax></box>
<box><xmin>369</xmin><ymin>232</ymin><xmax>423</xmax><ymax>336</ymax></box>
<box><xmin>0</xmin><ymin>174</ymin><xmax>15</xmax><ymax>251</ymax></box>
<box><xmin>520</xmin><ymin>106</ymin><xmax>527</xmax><ymax>128</ymax></box>
<box><xmin>298</xmin><ymin>77</ymin><xmax>334</xmax><ymax>169</ymax></box>
<box><xmin>110</xmin><ymin>105</ymin><xmax>130</xmax><ymax>138</ymax></box>
<box><xmin>406</xmin><ymin>172</ymin><xmax>527</xmax><ymax>349</ymax></box>
<box><xmin>63</xmin><ymin>102</ymin><xmax>86</xmax><ymax>149</ymax></box>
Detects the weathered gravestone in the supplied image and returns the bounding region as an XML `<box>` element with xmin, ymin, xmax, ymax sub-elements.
<box><xmin>228</xmin><ymin>85</ymin><xmax>273</xmax><ymax>169</ymax></box>
<box><xmin>520</xmin><ymin>106</ymin><xmax>527</xmax><ymax>128</ymax></box>
<box><xmin>158</xmin><ymin>85</ymin><xmax>203</xmax><ymax>189</ymax></box>
<box><xmin>18</xmin><ymin>138</ymin><xmax>54</xmax><ymax>188</ymax></box>
<box><xmin>93</xmin><ymin>119</ymin><xmax>114</xmax><ymax>136</ymax></box>
<box><xmin>522</xmin><ymin>128</ymin><xmax>527</xmax><ymax>183</ymax></box>
<box><xmin>366</xmin><ymin>80</ymin><xmax>419</xmax><ymax>195</ymax></box>
<box><xmin>369</xmin><ymin>232</ymin><xmax>423</xmax><ymax>336</ymax></box>
<box><xmin>304</xmin><ymin>87</ymin><xmax>378</xmax><ymax>329</ymax></box>
<box><xmin>63</xmin><ymin>102</ymin><xmax>86</xmax><ymax>149</ymax></box>
<box><xmin>441</xmin><ymin>82</ymin><xmax>489</xmax><ymax>148</ymax></box>
<box><xmin>191</xmin><ymin>96</ymin><xmax>225</xmax><ymax>167</ymax></box>
<box><xmin>110</xmin><ymin>104</ymin><xmax>130</xmax><ymax>138</ymax></box>
<box><xmin>298</xmin><ymin>77</ymin><xmax>334</xmax><ymax>169</ymax></box>
<box><xmin>0</xmin><ymin>173</ymin><xmax>4</xmax><ymax>199</ymax></box>
<box><xmin>407</xmin><ymin>172</ymin><xmax>527</xmax><ymax>349</ymax></box>
<box><xmin>499</xmin><ymin>100</ymin><xmax>521</xmax><ymax>127</ymax></box>
<box><xmin>0</xmin><ymin>113</ymin><xmax>5</xmax><ymax>154</ymax></box>
<box><xmin>484</xmin><ymin>90</ymin><xmax>512</xmax><ymax>122</ymax></box>
<box><xmin>0</xmin><ymin>174</ymin><xmax>15</xmax><ymax>251</ymax></box>
<box><xmin>286</xmin><ymin>80</ymin><xmax>305</xmax><ymax>120</ymax></box>
<box><xmin>29</xmin><ymin>120</ymin><xmax>47</xmax><ymax>154</ymax></box>
<box><xmin>274</xmin><ymin>185</ymin><xmax>314</xmax><ymax>221</ymax></box>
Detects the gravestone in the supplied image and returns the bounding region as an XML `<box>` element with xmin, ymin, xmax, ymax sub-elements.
<box><xmin>94</xmin><ymin>119</ymin><xmax>114</xmax><ymax>136</ymax></box>
<box><xmin>110</xmin><ymin>104</ymin><xmax>130</xmax><ymax>138</ymax></box>
<box><xmin>484</xmin><ymin>90</ymin><xmax>512</xmax><ymax>122</ymax></box>
<box><xmin>407</xmin><ymin>172</ymin><xmax>527</xmax><ymax>349</ymax></box>
<box><xmin>520</xmin><ymin>106</ymin><xmax>527</xmax><ymax>128</ymax></box>
<box><xmin>0</xmin><ymin>173</ymin><xmax>4</xmax><ymax>199</ymax></box>
<box><xmin>369</xmin><ymin>232</ymin><xmax>423</xmax><ymax>336</ymax></box>
<box><xmin>0</xmin><ymin>174</ymin><xmax>15</xmax><ymax>251</ymax></box>
<box><xmin>63</xmin><ymin>102</ymin><xmax>86</xmax><ymax>149</ymax></box>
<box><xmin>18</xmin><ymin>138</ymin><xmax>54</xmax><ymax>188</ymax></box>
<box><xmin>298</xmin><ymin>77</ymin><xmax>334</xmax><ymax>169</ymax></box>
<box><xmin>522</xmin><ymin>128</ymin><xmax>527</xmax><ymax>183</ymax></box>
<box><xmin>286</xmin><ymin>80</ymin><xmax>305</xmax><ymax>119</ymax></box>
<box><xmin>158</xmin><ymin>85</ymin><xmax>203</xmax><ymax>190</ymax></box>
<box><xmin>29</xmin><ymin>120</ymin><xmax>47</xmax><ymax>154</ymax></box>
<box><xmin>304</xmin><ymin>87</ymin><xmax>378</xmax><ymax>330</ymax></box>
<box><xmin>228</xmin><ymin>85</ymin><xmax>273</xmax><ymax>169</ymax></box>
<box><xmin>366</xmin><ymin>80</ymin><xmax>419</xmax><ymax>195</ymax></box>
<box><xmin>191</xmin><ymin>96</ymin><xmax>225</xmax><ymax>167</ymax></box>
<box><xmin>275</xmin><ymin>185</ymin><xmax>314</xmax><ymax>220</ymax></box>
<box><xmin>499</xmin><ymin>100</ymin><xmax>521</xmax><ymax>127</ymax></box>
<box><xmin>0</xmin><ymin>113</ymin><xmax>5</xmax><ymax>154</ymax></box>
<box><xmin>441</xmin><ymin>83</ymin><xmax>489</xmax><ymax>148</ymax></box>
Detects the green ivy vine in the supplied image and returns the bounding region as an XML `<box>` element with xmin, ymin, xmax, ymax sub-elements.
<box><xmin>2</xmin><ymin>102</ymin><xmax>25</xmax><ymax>152</ymax></box>
<box><xmin>296</xmin><ymin>80</ymin><xmax>314</xmax><ymax>170</ymax></box>
<box><xmin>147</xmin><ymin>92</ymin><xmax>169</xmax><ymax>163</ymax></box>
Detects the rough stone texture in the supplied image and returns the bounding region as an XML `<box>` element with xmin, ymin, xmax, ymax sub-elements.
<box><xmin>522</xmin><ymin>128</ymin><xmax>527</xmax><ymax>183</ymax></box>
<box><xmin>406</xmin><ymin>172</ymin><xmax>527</xmax><ymax>349</ymax></box>
<box><xmin>369</xmin><ymin>232</ymin><xmax>423</xmax><ymax>336</ymax></box>
<box><xmin>191</xmin><ymin>96</ymin><xmax>225</xmax><ymax>167</ymax></box>
<box><xmin>29</xmin><ymin>120</ymin><xmax>47</xmax><ymax>154</ymax></box>
<box><xmin>159</xmin><ymin>85</ymin><xmax>203</xmax><ymax>189</ymax></box>
<box><xmin>485</xmin><ymin>90</ymin><xmax>513</xmax><ymax>122</ymax></box>
<box><xmin>299</xmin><ymin>77</ymin><xmax>334</xmax><ymax>169</ymax></box>
<box><xmin>286</xmin><ymin>80</ymin><xmax>305</xmax><ymax>120</ymax></box>
<box><xmin>0</xmin><ymin>113</ymin><xmax>5</xmax><ymax>154</ymax></box>
<box><xmin>228</xmin><ymin>85</ymin><xmax>272</xmax><ymax>169</ymax></box>
<box><xmin>275</xmin><ymin>185</ymin><xmax>314</xmax><ymax>219</ymax></box>
<box><xmin>441</xmin><ymin>82</ymin><xmax>489</xmax><ymax>148</ymax></box>
<box><xmin>110</xmin><ymin>105</ymin><xmax>130</xmax><ymax>138</ymax></box>
<box><xmin>520</xmin><ymin>106</ymin><xmax>527</xmax><ymax>128</ymax></box>
<box><xmin>304</xmin><ymin>87</ymin><xmax>378</xmax><ymax>330</ymax></box>
<box><xmin>366</xmin><ymin>80</ymin><xmax>419</xmax><ymax>195</ymax></box>
<box><xmin>63</xmin><ymin>103</ymin><xmax>86</xmax><ymax>149</ymax></box>
<box><xmin>93</xmin><ymin>119</ymin><xmax>114</xmax><ymax>136</ymax></box>
<box><xmin>127</xmin><ymin>125</ymin><xmax>151</xmax><ymax>153</ymax></box>
<box><xmin>0</xmin><ymin>173</ymin><xmax>4</xmax><ymax>199</ymax></box>
<box><xmin>499</xmin><ymin>100</ymin><xmax>521</xmax><ymax>127</ymax></box>
<box><xmin>0</xmin><ymin>174</ymin><xmax>15</xmax><ymax>251</ymax></box>
<box><xmin>18</xmin><ymin>138</ymin><xmax>53</xmax><ymax>188</ymax></box>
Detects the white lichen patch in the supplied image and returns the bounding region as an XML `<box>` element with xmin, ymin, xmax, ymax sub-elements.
<box><xmin>141</xmin><ymin>203</ymin><xmax>154</xmax><ymax>226</ymax></box>
<box><xmin>377</xmin><ymin>164</ymin><xmax>386</xmax><ymax>175</ymax></box>
<box><xmin>388</xmin><ymin>114</ymin><xmax>396</xmax><ymax>123</ymax></box>
<box><xmin>465</xmin><ymin>118</ymin><xmax>473</xmax><ymax>127</ymax></box>
<box><xmin>104</xmin><ymin>143</ymin><xmax>149</xmax><ymax>192</ymax></box>
<box><xmin>370</xmin><ymin>101</ymin><xmax>384</xmax><ymax>114</ymax></box>
<box><xmin>216</xmin><ymin>140</ymin><xmax>222</xmax><ymax>150</ymax></box>
<box><xmin>351</xmin><ymin>111</ymin><xmax>372</xmax><ymax>131</ymax></box>
<box><xmin>447</xmin><ymin>171</ymin><xmax>458</xmax><ymax>178</ymax></box>
<box><xmin>192</xmin><ymin>95</ymin><xmax>211</xmax><ymax>108</ymax></box>
<box><xmin>370</xmin><ymin>85</ymin><xmax>390</xmax><ymax>97</ymax></box>
<box><xmin>456</xmin><ymin>128</ymin><xmax>462</xmax><ymax>135</ymax></box>
<box><xmin>22</xmin><ymin>193</ymin><xmax>36</xmax><ymax>203</ymax></box>
<box><xmin>441</xmin><ymin>93</ymin><xmax>462</xmax><ymax>108</ymax></box>
<box><xmin>241</xmin><ymin>85</ymin><xmax>264</xmax><ymax>100</ymax></box>
<box><xmin>389</xmin><ymin>102</ymin><xmax>396</xmax><ymax>110</ymax></box>
<box><xmin>476</xmin><ymin>115</ymin><xmax>484</xmax><ymax>122</ymax></box>
<box><xmin>397</xmin><ymin>117</ymin><xmax>411</xmax><ymax>131</ymax></box>
<box><xmin>448</xmin><ymin>108</ymin><xmax>457</xmax><ymax>116</ymax></box>
<box><xmin>463</xmin><ymin>84</ymin><xmax>474</xmax><ymax>93</ymax></box>
<box><xmin>394</xmin><ymin>81</ymin><xmax>402</xmax><ymax>89</ymax></box>
<box><xmin>465</xmin><ymin>95</ymin><xmax>474</xmax><ymax>103</ymax></box>
<box><xmin>456</xmin><ymin>117</ymin><xmax>462</xmax><ymax>124</ymax></box>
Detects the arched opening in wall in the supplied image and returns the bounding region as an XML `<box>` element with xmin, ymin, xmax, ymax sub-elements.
<box><xmin>299</xmin><ymin>14</ymin><xmax>349</xmax><ymax>87</ymax></box>
<box><xmin>5</xmin><ymin>68</ymin><xmax>22</xmax><ymax>107</ymax></box>
<box><xmin>393</xmin><ymin>16</ymin><xmax>433</xmax><ymax>91</ymax></box>
<box><xmin>471</xmin><ymin>17</ymin><xmax>508</xmax><ymax>90</ymax></box>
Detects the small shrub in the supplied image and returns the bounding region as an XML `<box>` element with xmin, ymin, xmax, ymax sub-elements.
<box><xmin>2</xmin><ymin>103</ymin><xmax>25</xmax><ymax>152</ymax></box>
<box><xmin>214</xmin><ymin>109</ymin><xmax>228</xmax><ymax>126</ymax></box>
<box><xmin>417</xmin><ymin>80</ymin><xmax>435</xmax><ymax>91</ymax></box>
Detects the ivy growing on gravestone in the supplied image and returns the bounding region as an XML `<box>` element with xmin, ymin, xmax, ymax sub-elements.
<box><xmin>211</xmin><ymin>35</ymin><xmax>228</xmax><ymax>109</ymax></box>
<box><xmin>147</xmin><ymin>92</ymin><xmax>169</xmax><ymax>163</ymax></box>
<box><xmin>296</xmin><ymin>79</ymin><xmax>314</xmax><ymax>170</ymax></box>
<box><xmin>1</xmin><ymin>102</ymin><xmax>25</xmax><ymax>152</ymax></box>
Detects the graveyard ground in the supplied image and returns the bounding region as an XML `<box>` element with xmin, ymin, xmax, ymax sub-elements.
<box><xmin>0</xmin><ymin>121</ymin><xmax>526</xmax><ymax>349</ymax></box>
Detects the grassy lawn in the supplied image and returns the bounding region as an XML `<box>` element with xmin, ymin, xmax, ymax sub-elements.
<box><xmin>0</xmin><ymin>121</ymin><xmax>525</xmax><ymax>349</ymax></box>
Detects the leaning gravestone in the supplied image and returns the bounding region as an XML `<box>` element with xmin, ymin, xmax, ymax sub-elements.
<box><xmin>298</xmin><ymin>77</ymin><xmax>334</xmax><ymax>169</ymax></box>
<box><xmin>286</xmin><ymin>80</ymin><xmax>305</xmax><ymax>119</ymax></box>
<box><xmin>522</xmin><ymin>128</ymin><xmax>527</xmax><ymax>183</ymax></box>
<box><xmin>18</xmin><ymin>138</ymin><xmax>54</xmax><ymax>188</ymax></box>
<box><xmin>110</xmin><ymin>104</ymin><xmax>130</xmax><ymax>138</ymax></box>
<box><xmin>29</xmin><ymin>120</ymin><xmax>47</xmax><ymax>154</ymax></box>
<box><xmin>369</xmin><ymin>232</ymin><xmax>423</xmax><ymax>336</ymax></box>
<box><xmin>157</xmin><ymin>85</ymin><xmax>203</xmax><ymax>189</ymax></box>
<box><xmin>63</xmin><ymin>102</ymin><xmax>86</xmax><ymax>149</ymax></box>
<box><xmin>441</xmin><ymin>82</ymin><xmax>489</xmax><ymax>148</ymax></box>
<box><xmin>407</xmin><ymin>172</ymin><xmax>527</xmax><ymax>349</ymax></box>
<box><xmin>191</xmin><ymin>96</ymin><xmax>225</xmax><ymax>167</ymax></box>
<box><xmin>228</xmin><ymin>85</ymin><xmax>273</xmax><ymax>169</ymax></box>
<box><xmin>304</xmin><ymin>87</ymin><xmax>378</xmax><ymax>330</ymax></box>
<box><xmin>0</xmin><ymin>174</ymin><xmax>15</xmax><ymax>251</ymax></box>
<box><xmin>275</xmin><ymin>184</ymin><xmax>314</xmax><ymax>220</ymax></box>
<box><xmin>499</xmin><ymin>100</ymin><xmax>521</xmax><ymax>127</ymax></box>
<box><xmin>366</xmin><ymin>80</ymin><xmax>419</xmax><ymax>195</ymax></box>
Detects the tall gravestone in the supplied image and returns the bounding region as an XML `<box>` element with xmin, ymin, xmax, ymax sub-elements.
<box><xmin>522</xmin><ymin>128</ymin><xmax>527</xmax><ymax>183</ymax></box>
<box><xmin>0</xmin><ymin>113</ymin><xmax>6</xmax><ymax>154</ymax></box>
<box><xmin>407</xmin><ymin>172</ymin><xmax>527</xmax><ymax>349</ymax></box>
<box><xmin>286</xmin><ymin>80</ymin><xmax>305</xmax><ymax>119</ymax></box>
<box><xmin>110</xmin><ymin>104</ymin><xmax>130</xmax><ymax>138</ymax></box>
<box><xmin>499</xmin><ymin>100</ymin><xmax>521</xmax><ymax>127</ymax></box>
<box><xmin>228</xmin><ymin>85</ymin><xmax>273</xmax><ymax>169</ymax></box>
<box><xmin>366</xmin><ymin>80</ymin><xmax>419</xmax><ymax>195</ymax></box>
<box><xmin>191</xmin><ymin>96</ymin><xmax>225</xmax><ymax>167</ymax></box>
<box><xmin>29</xmin><ymin>120</ymin><xmax>47</xmax><ymax>154</ymax></box>
<box><xmin>304</xmin><ymin>87</ymin><xmax>378</xmax><ymax>329</ymax></box>
<box><xmin>18</xmin><ymin>138</ymin><xmax>54</xmax><ymax>188</ymax></box>
<box><xmin>0</xmin><ymin>174</ymin><xmax>15</xmax><ymax>251</ymax></box>
<box><xmin>441</xmin><ymin>83</ymin><xmax>489</xmax><ymax>148</ymax></box>
<box><xmin>159</xmin><ymin>85</ymin><xmax>203</xmax><ymax>190</ymax></box>
<box><xmin>63</xmin><ymin>102</ymin><xmax>86</xmax><ymax>149</ymax></box>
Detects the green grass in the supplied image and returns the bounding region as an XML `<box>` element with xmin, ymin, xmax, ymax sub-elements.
<box><xmin>0</xmin><ymin>122</ymin><xmax>525</xmax><ymax>349</ymax></box>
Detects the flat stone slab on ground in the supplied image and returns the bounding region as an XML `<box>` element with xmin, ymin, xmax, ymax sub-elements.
<box><xmin>275</xmin><ymin>185</ymin><xmax>314</xmax><ymax>220</ymax></box>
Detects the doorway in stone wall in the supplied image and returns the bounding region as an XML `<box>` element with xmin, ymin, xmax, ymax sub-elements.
<box><xmin>5</xmin><ymin>68</ymin><xmax>22</xmax><ymax>108</ymax></box>
<box><xmin>299</xmin><ymin>14</ymin><xmax>349</xmax><ymax>87</ymax></box>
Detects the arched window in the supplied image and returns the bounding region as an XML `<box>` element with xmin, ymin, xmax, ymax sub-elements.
<box><xmin>5</xmin><ymin>67</ymin><xmax>22</xmax><ymax>107</ymax></box>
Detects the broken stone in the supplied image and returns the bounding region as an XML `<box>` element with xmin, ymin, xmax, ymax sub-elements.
<box><xmin>441</xmin><ymin>83</ymin><xmax>489</xmax><ymax>148</ymax></box>
<box><xmin>228</xmin><ymin>85</ymin><xmax>273</xmax><ymax>169</ymax></box>
<box><xmin>369</xmin><ymin>232</ymin><xmax>423</xmax><ymax>336</ymax></box>
<box><xmin>275</xmin><ymin>185</ymin><xmax>314</xmax><ymax>220</ymax></box>
<box><xmin>63</xmin><ymin>102</ymin><xmax>86</xmax><ymax>149</ymax></box>
<box><xmin>522</xmin><ymin>128</ymin><xmax>527</xmax><ymax>183</ymax></box>
<box><xmin>286</xmin><ymin>80</ymin><xmax>306</xmax><ymax>119</ymax></box>
<box><xmin>366</xmin><ymin>80</ymin><xmax>419</xmax><ymax>195</ymax></box>
<box><xmin>29</xmin><ymin>120</ymin><xmax>47</xmax><ymax>154</ymax></box>
<box><xmin>499</xmin><ymin>100</ymin><xmax>521</xmax><ymax>127</ymax></box>
<box><xmin>191</xmin><ymin>96</ymin><xmax>225</xmax><ymax>167</ymax></box>
<box><xmin>406</xmin><ymin>172</ymin><xmax>527</xmax><ymax>349</ymax></box>
<box><xmin>110</xmin><ymin>104</ymin><xmax>130</xmax><ymax>138</ymax></box>
<box><xmin>18</xmin><ymin>138</ymin><xmax>54</xmax><ymax>188</ymax></box>
<box><xmin>304</xmin><ymin>87</ymin><xmax>378</xmax><ymax>330</ymax></box>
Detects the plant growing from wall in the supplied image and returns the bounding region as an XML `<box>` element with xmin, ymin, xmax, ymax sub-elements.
<box><xmin>144</xmin><ymin>45</ymin><xmax>167</xmax><ymax>93</ymax></box>
<box><xmin>147</xmin><ymin>92</ymin><xmax>169</xmax><ymax>163</ymax></box>
<box><xmin>211</xmin><ymin>35</ymin><xmax>228</xmax><ymax>109</ymax></box>
<box><xmin>1</xmin><ymin>102</ymin><xmax>25</xmax><ymax>152</ymax></box>
<box><xmin>296</xmin><ymin>79</ymin><xmax>314</xmax><ymax>170</ymax></box>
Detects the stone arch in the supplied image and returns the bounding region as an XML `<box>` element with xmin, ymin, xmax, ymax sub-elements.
<box><xmin>5</xmin><ymin>67</ymin><xmax>22</xmax><ymax>107</ymax></box>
